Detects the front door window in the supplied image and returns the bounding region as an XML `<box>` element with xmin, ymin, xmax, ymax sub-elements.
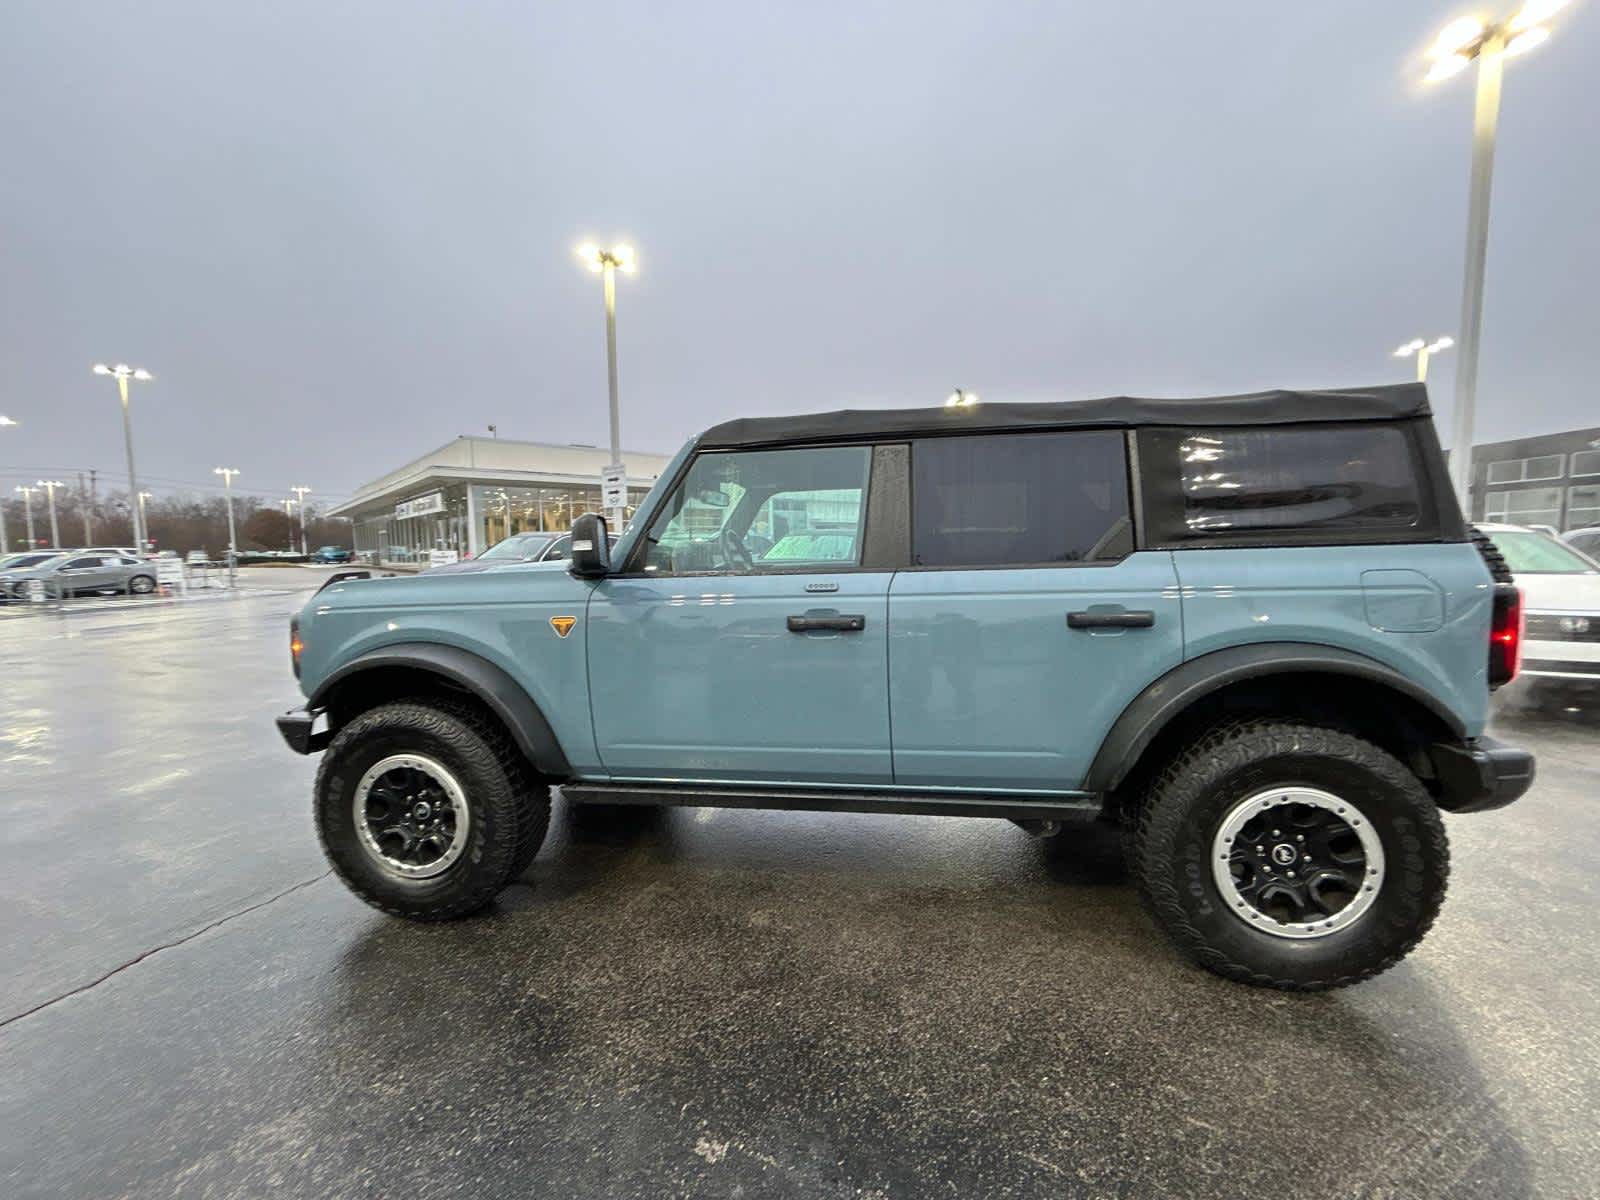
<box><xmin>638</xmin><ymin>446</ymin><xmax>870</xmax><ymax>575</ymax></box>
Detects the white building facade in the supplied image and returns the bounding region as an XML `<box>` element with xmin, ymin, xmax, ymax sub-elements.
<box><xmin>330</xmin><ymin>436</ymin><xmax>675</xmax><ymax>565</ymax></box>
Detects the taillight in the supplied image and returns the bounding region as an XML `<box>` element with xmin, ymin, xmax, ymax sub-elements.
<box><xmin>1489</xmin><ymin>583</ymin><xmax>1522</xmax><ymax>689</ymax></box>
<box><xmin>290</xmin><ymin>615</ymin><xmax>304</xmax><ymax>679</ymax></box>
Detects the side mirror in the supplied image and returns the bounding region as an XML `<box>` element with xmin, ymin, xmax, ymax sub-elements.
<box><xmin>568</xmin><ymin>513</ymin><xmax>612</xmax><ymax>578</ymax></box>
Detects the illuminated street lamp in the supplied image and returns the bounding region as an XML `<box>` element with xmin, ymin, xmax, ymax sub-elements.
<box><xmin>214</xmin><ymin>468</ymin><xmax>240</xmax><ymax>583</ymax></box>
<box><xmin>36</xmin><ymin>480</ymin><xmax>64</xmax><ymax>548</ymax></box>
<box><xmin>0</xmin><ymin>415</ymin><xmax>16</xmax><ymax>427</ymax></box>
<box><xmin>1421</xmin><ymin>1</ymin><xmax>1572</xmax><ymax>510</ymax></box>
<box><xmin>291</xmin><ymin>485</ymin><xmax>312</xmax><ymax>556</ymax></box>
<box><xmin>14</xmin><ymin>485</ymin><xmax>38</xmax><ymax>548</ymax></box>
<box><xmin>945</xmin><ymin>388</ymin><xmax>980</xmax><ymax>408</ymax></box>
<box><xmin>575</xmin><ymin>240</ymin><xmax>638</xmax><ymax>528</ymax></box>
<box><xmin>1393</xmin><ymin>336</ymin><xmax>1455</xmax><ymax>383</ymax></box>
<box><xmin>92</xmin><ymin>363</ymin><xmax>154</xmax><ymax>549</ymax></box>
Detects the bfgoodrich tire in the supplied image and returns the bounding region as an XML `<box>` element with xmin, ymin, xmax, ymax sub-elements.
<box><xmin>1128</xmin><ymin>720</ymin><xmax>1449</xmax><ymax>990</ymax></box>
<box><xmin>315</xmin><ymin>699</ymin><xmax>550</xmax><ymax>920</ymax></box>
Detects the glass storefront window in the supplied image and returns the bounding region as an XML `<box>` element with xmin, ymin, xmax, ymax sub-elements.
<box><xmin>471</xmin><ymin>484</ymin><xmax>652</xmax><ymax>555</ymax></box>
<box><xmin>350</xmin><ymin>479</ymin><xmax>657</xmax><ymax>566</ymax></box>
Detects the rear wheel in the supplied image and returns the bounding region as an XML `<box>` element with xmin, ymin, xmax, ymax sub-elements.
<box><xmin>1128</xmin><ymin>720</ymin><xmax>1449</xmax><ymax>990</ymax></box>
<box><xmin>315</xmin><ymin>699</ymin><xmax>550</xmax><ymax>920</ymax></box>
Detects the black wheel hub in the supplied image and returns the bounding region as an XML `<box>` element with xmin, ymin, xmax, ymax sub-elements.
<box><xmin>362</xmin><ymin>765</ymin><xmax>460</xmax><ymax>870</ymax></box>
<box><xmin>1226</xmin><ymin>802</ymin><xmax>1368</xmax><ymax>927</ymax></box>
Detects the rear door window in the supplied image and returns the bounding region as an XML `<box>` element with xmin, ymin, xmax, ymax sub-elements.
<box><xmin>909</xmin><ymin>431</ymin><xmax>1131</xmax><ymax>567</ymax></box>
<box><xmin>1140</xmin><ymin>424</ymin><xmax>1429</xmax><ymax>546</ymax></box>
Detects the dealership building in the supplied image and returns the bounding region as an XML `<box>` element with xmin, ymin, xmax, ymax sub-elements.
<box><xmin>329</xmin><ymin>436</ymin><xmax>674</xmax><ymax>565</ymax></box>
<box><xmin>1468</xmin><ymin>425</ymin><xmax>1600</xmax><ymax>532</ymax></box>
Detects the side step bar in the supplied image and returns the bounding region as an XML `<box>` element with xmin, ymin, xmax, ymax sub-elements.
<box><xmin>562</xmin><ymin>782</ymin><xmax>1101</xmax><ymax>821</ymax></box>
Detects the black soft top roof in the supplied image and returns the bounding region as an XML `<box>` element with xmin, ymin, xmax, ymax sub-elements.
<box><xmin>699</xmin><ymin>382</ymin><xmax>1430</xmax><ymax>449</ymax></box>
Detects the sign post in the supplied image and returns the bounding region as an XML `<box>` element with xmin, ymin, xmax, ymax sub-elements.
<box><xmin>602</xmin><ymin>465</ymin><xmax>627</xmax><ymax>526</ymax></box>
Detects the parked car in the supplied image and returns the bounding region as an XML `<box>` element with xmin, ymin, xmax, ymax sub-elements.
<box><xmin>1481</xmin><ymin>523</ymin><xmax>1600</xmax><ymax>688</ymax></box>
<box><xmin>422</xmin><ymin>531</ymin><xmax>616</xmax><ymax>575</ymax></box>
<box><xmin>277</xmin><ymin>382</ymin><xmax>1533</xmax><ymax>991</ymax></box>
<box><xmin>1560</xmin><ymin>526</ymin><xmax>1600</xmax><ymax>560</ymax></box>
<box><xmin>1</xmin><ymin>552</ymin><xmax>157</xmax><ymax>600</ymax></box>
<box><xmin>313</xmin><ymin>545</ymin><xmax>354</xmax><ymax>564</ymax></box>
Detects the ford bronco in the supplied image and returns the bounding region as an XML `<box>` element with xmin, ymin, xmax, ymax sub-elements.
<box><xmin>278</xmin><ymin>383</ymin><xmax>1534</xmax><ymax>989</ymax></box>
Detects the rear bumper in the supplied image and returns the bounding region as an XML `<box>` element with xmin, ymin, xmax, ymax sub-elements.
<box><xmin>276</xmin><ymin>707</ymin><xmax>330</xmax><ymax>755</ymax></box>
<box><xmin>1431</xmin><ymin>736</ymin><xmax>1536</xmax><ymax>814</ymax></box>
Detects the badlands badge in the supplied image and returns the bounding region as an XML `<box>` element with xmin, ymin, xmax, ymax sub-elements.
<box><xmin>549</xmin><ymin>616</ymin><xmax>577</xmax><ymax>639</ymax></box>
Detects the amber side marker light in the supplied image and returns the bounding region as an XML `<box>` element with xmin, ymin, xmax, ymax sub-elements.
<box><xmin>290</xmin><ymin>617</ymin><xmax>305</xmax><ymax>678</ymax></box>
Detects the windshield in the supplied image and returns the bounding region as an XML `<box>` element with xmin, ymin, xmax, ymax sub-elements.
<box><xmin>2</xmin><ymin>553</ymin><xmax>65</xmax><ymax>572</ymax></box>
<box><xmin>1494</xmin><ymin>531</ymin><xmax>1599</xmax><ymax>575</ymax></box>
<box><xmin>479</xmin><ymin>533</ymin><xmax>556</xmax><ymax>561</ymax></box>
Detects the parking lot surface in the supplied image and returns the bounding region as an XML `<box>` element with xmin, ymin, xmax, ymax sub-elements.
<box><xmin>2</xmin><ymin>575</ymin><xmax>1598</xmax><ymax>1198</ymax></box>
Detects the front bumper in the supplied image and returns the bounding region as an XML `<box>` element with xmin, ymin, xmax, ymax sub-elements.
<box><xmin>276</xmin><ymin>707</ymin><xmax>330</xmax><ymax>755</ymax></box>
<box><xmin>1431</xmin><ymin>736</ymin><xmax>1536</xmax><ymax>814</ymax></box>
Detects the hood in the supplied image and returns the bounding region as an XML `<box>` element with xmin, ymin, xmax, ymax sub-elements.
<box><xmin>421</xmin><ymin>559</ymin><xmax>496</xmax><ymax>576</ymax></box>
<box><xmin>1516</xmin><ymin>571</ymin><xmax>1600</xmax><ymax>614</ymax></box>
<box><xmin>305</xmin><ymin>557</ymin><xmax>576</xmax><ymax>611</ymax></box>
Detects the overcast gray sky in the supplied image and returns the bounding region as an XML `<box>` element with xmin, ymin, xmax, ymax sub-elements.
<box><xmin>2</xmin><ymin>1</ymin><xmax>1595</xmax><ymax>504</ymax></box>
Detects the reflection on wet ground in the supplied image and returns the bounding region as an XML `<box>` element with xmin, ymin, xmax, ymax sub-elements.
<box><xmin>2</xmin><ymin>597</ymin><xmax>1598</xmax><ymax>1198</ymax></box>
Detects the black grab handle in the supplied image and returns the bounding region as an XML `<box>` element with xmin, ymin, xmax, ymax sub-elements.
<box><xmin>1067</xmin><ymin>610</ymin><xmax>1155</xmax><ymax>630</ymax></box>
<box><xmin>787</xmin><ymin>614</ymin><xmax>866</xmax><ymax>633</ymax></box>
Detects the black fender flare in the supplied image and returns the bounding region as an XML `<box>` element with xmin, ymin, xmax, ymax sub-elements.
<box><xmin>309</xmin><ymin>642</ymin><xmax>572</xmax><ymax>777</ymax></box>
<box><xmin>1082</xmin><ymin>642</ymin><xmax>1468</xmax><ymax>794</ymax></box>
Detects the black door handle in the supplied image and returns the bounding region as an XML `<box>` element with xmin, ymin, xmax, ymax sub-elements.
<box><xmin>787</xmin><ymin>614</ymin><xmax>866</xmax><ymax>633</ymax></box>
<box><xmin>1067</xmin><ymin>610</ymin><xmax>1155</xmax><ymax>629</ymax></box>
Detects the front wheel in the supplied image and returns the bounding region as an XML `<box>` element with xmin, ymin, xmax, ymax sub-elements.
<box><xmin>128</xmin><ymin>574</ymin><xmax>156</xmax><ymax>594</ymax></box>
<box><xmin>315</xmin><ymin>699</ymin><xmax>550</xmax><ymax>920</ymax></box>
<box><xmin>1128</xmin><ymin>720</ymin><xmax>1449</xmax><ymax>990</ymax></box>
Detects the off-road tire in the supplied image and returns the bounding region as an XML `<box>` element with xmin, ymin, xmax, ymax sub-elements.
<box><xmin>315</xmin><ymin>698</ymin><xmax>550</xmax><ymax>920</ymax></box>
<box><xmin>1127</xmin><ymin>720</ymin><xmax>1449</xmax><ymax>990</ymax></box>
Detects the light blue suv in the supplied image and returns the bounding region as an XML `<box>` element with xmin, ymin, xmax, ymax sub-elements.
<box><xmin>279</xmin><ymin>383</ymin><xmax>1533</xmax><ymax>989</ymax></box>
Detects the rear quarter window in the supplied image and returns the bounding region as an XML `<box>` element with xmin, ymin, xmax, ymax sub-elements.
<box><xmin>1139</xmin><ymin>422</ymin><xmax>1441</xmax><ymax>548</ymax></box>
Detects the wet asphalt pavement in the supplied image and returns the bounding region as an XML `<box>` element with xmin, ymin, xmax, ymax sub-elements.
<box><xmin>2</xmin><ymin>572</ymin><xmax>1598</xmax><ymax>1198</ymax></box>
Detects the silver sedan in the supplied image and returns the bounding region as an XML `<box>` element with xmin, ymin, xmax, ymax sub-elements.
<box><xmin>0</xmin><ymin>552</ymin><xmax>159</xmax><ymax>601</ymax></box>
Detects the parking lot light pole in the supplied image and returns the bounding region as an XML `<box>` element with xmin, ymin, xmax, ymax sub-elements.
<box><xmin>282</xmin><ymin>498</ymin><xmax>298</xmax><ymax>552</ymax></box>
<box><xmin>1393</xmin><ymin>336</ymin><xmax>1454</xmax><ymax>383</ymax></box>
<box><xmin>291</xmin><ymin>485</ymin><xmax>312</xmax><ymax>555</ymax></box>
<box><xmin>214</xmin><ymin>468</ymin><xmax>240</xmax><ymax>583</ymax></box>
<box><xmin>92</xmin><ymin>363</ymin><xmax>154</xmax><ymax>550</ymax></box>
<box><xmin>0</xmin><ymin>416</ymin><xmax>15</xmax><ymax>554</ymax></box>
<box><xmin>37</xmin><ymin>480</ymin><xmax>64</xmax><ymax>548</ymax></box>
<box><xmin>1422</xmin><ymin>2</ymin><xmax>1571</xmax><ymax>511</ymax></box>
<box><xmin>14</xmin><ymin>485</ymin><xmax>38</xmax><ymax>548</ymax></box>
<box><xmin>576</xmin><ymin>241</ymin><xmax>637</xmax><ymax>529</ymax></box>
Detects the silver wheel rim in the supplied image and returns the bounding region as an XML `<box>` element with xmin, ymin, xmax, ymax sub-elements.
<box><xmin>1211</xmin><ymin>786</ymin><xmax>1385</xmax><ymax>940</ymax></box>
<box><xmin>353</xmin><ymin>753</ymin><xmax>471</xmax><ymax>880</ymax></box>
